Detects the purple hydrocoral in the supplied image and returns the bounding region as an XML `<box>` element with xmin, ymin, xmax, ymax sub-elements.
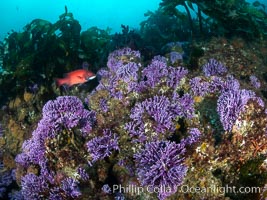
<box><xmin>99</xmin><ymin>98</ymin><xmax>109</xmax><ymax>113</ymax></box>
<box><xmin>171</xmin><ymin>93</ymin><xmax>195</xmax><ymax>119</ymax></box>
<box><xmin>124</xmin><ymin>120</ymin><xmax>147</xmax><ymax>143</ymax></box>
<box><xmin>95</xmin><ymin>48</ymin><xmax>142</xmax><ymax>98</ymax></box>
<box><xmin>86</xmin><ymin>129</ymin><xmax>119</xmax><ymax>164</ymax></box>
<box><xmin>209</xmin><ymin>76</ymin><xmax>225</xmax><ymax>93</ymax></box>
<box><xmin>127</xmin><ymin>95</ymin><xmax>175</xmax><ymax>135</ymax></box>
<box><xmin>125</xmin><ymin>94</ymin><xmax>195</xmax><ymax>142</ymax></box>
<box><xmin>15</xmin><ymin>131</ymin><xmax>46</xmax><ymax>167</ymax></box>
<box><xmin>21</xmin><ymin>173</ymin><xmax>49</xmax><ymax>199</ymax></box>
<box><xmin>16</xmin><ymin>96</ymin><xmax>96</xmax><ymax>168</ymax></box>
<box><xmin>140</xmin><ymin>56</ymin><xmax>169</xmax><ymax>88</ymax></box>
<box><xmin>190</xmin><ymin>77</ymin><xmax>210</xmax><ymax>96</ymax></box>
<box><xmin>77</xmin><ymin>167</ymin><xmax>89</xmax><ymax>181</ymax></box>
<box><xmin>97</xmin><ymin>49</ymin><xmax>187</xmax><ymax>100</ymax></box>
<box><xmin>42</xmin><ymin>96</ymin><xmax>95</xmax><ymax>134</ymax></box>
<box><xmin>217</xmin><ymin>89</ymin><xmax>261</xmax><ymax>131</ymax></box>
<box><xmin>0</xmin><ymin>123</ymin><xmax>3</xmax><ymax>137</ymax></box>
<box><xmin>107</xmin><ymin>47</ymin><xmax>141</xmax><ymax>72</ymax></box>
<box><xmin>223</xmin><ymin>75</ymin><xmax>240</xmax><ymax>92</ymax></box>
<box><xmin>23</xmin><ymin>177</ymin><xmax>82</xmax><ymax>200</ymax></box>
<box><xmin>249</xmin><ymin>75</ymin><xmax>261</xmax><ymax>89</ymax></box>
<box><xmin>140</xmin><ymin>56</ymin><xmax>187</xmax><ymax>89</ymax></box>
<box><xmin>182</xmin><ymin>128</ymin><xmax>201</xmax><ymax>146</ymax></box>
<box><xmin>167</xmin><ymin>66</ymin><xmax>188</xmax><ymax>88</ymax></box>
<box><xmin>190</xmin><ymin>75</ymin><xmax>240</xmax><ymax>96</ymax></box>
<box><xmin>202</xmin><ymin>58</ymin><xmax>227</xmax><ymax>77</ymax></box>
<box><xmin>60</xmin><ymin>178</ymin><xmax>81</xmax><ymax>198</ymax></box>
<box><xmin>113</xmin><ymin>61</ymin><xmax>141</xmax><ymax>94</ymax></box>
<box><xmin>141</xmin><ymin>95</ymin><xmax>174</xmax><ymax>133</ymax></box>
<box><xmin>115</xmin><ymin>62</ymin><xmax>140</xmax><ymax>81</ymax></box>
<box><xmin>102</xmin><ymin>184</ymin><xmax>112</xmax><ymax>194</ymax></box>
<box><xmin>169</xmin><ymin>51</ymin><xmax>183</xmax><ymax>64</ymax></box>
<box><xmin>16</xmin><ymin>96</ymin><xmax>96</xmax><ymax>199</ymax></box>
<box><xmin>134</xmin><ymin>140</ymin><xmax>187</xmax><ymax>200</ymax></box>
<box><xmin>49</xmin><ymin>187</ymin><xmax>63</xmax><ymax>200</ymax></box>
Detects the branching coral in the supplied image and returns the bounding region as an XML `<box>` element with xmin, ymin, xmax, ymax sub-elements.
<box><xmin>21</xmin><ymin>173</ymin><xmax>49</xmax><ymax>199</ymax></box>
<box><xmin>42</xmin><ymin>96</ymin><xmax>95</xmax><ymax>135</ymax></box>
<box><xmin>140</xmin><ymin>55</ymin><xmax>188</xmax><ymax>90</ymax></box>
<box><xmin>183</xmin><ymin>128</ymin><xmax>201</xmax><ymax>146</ymax></box>
<box><xmin>202</xmin><ymin>58</ymin><xmax>227</xmax><ymax>77</ymax></box>
<box><xmin>14</xmin><ymin>47</ymin><xmax>267</xmax><ymax>200</ymax></box>
<box><xmin>16</xmin><ymin>96</ymin><xmax>96</xmax><ymax>199</ymax></box>
<box><xmin>86</xmin><ymin>129</ymin><xmax>119</xmax><ymax>164</ymax></box>
<box><xmin>217</xmin><ymin>89</ymin><xmax>263</xmax><ymax>131</ymax></box>
<box><xmin>125</xmin><ymin>93</ymin><xmax>195</xmax><ymax>143</ymax></box>
<box><xmin>60</xmin><ymin>178</ymin><xmax>81</xmax><ymax>198</ymax></box>
<box><xmin>189</xmin><ymin>77</ymin><xmax>210</xmax><ymax>96</ymax></box>
<box><xmin>249</xmin><ymin>75</ymin><xmax>261</xmax><ymax>89</ymax></box>
<box><xmin>134</xmin><ymin>140</ymin><xmax>187</xmax><ymax>200</ymax></box>
<box><xmin>95</xmin><ymin>47</ymin><xmax>142</xmax><ymax>99</ymax></box>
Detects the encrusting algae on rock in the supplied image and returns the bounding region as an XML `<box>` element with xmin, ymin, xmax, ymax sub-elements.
<box><xmin>4</xmin><ymin>46</ymin><xmax>264</xmax><ymax>200</ymax></box>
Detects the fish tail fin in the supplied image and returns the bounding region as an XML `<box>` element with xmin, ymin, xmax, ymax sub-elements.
<box><xmin>55</xmin><ymin>78</ymin><xmax>65</xmax><ymax>87</ymax></box>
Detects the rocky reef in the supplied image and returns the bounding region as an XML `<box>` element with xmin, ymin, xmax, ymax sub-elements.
<box><xmin>0</xmin><ymin>1</ymin><xmax>267</xmax><ymax>199</ymax></box>
<box><xmin>1</xmin><ymin>45</ymin><xmax>265</xmax><ymax>200</ymax></box>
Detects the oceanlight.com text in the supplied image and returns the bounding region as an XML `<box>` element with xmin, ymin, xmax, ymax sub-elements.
<box><xmin>111</xmin><ymin>184</ymin><xmax>262</xmax><ymax>196</ymax></box>
<box><xmin>179</xmin><ymin>184</ymin><xmax>261</xmax><ymax>195</ymax></box>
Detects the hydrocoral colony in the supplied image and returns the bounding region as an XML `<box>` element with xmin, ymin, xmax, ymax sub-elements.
<box><xmin>15</xmin><ymin>47</ymin><xmax>265</xmax><ymax>200</ymax></box>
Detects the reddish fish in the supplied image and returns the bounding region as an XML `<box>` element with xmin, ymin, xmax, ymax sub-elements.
<box><xmin>55</xmin><ymin>69</ymin><xmax>96</xmax><ymax>87</ymax></box>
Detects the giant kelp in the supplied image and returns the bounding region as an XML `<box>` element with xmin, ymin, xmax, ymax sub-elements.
<box><xmin>160</xmin><ymin>0</ymin><xmax>267</xmax><ymax>39</ymax></box>
<box><xmin>140</xmin><ymin>8</ymin><xmax>195</xmax><ymax>52</ymax></box>
<box><xmin>0</xmin><ymin>9</ymin><xmax>111</xmax><ymax>104</ymax></box>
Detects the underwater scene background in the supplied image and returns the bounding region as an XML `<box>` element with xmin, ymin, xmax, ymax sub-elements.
<box><xmin>0</xmin><ymin>0</ymin><xmax>162</xmax><ymax>41</ymax></box>
<box><xmin>0</xmin><ymin>0</ymin><xmax>267</xmax><ymax>199</ymax></box>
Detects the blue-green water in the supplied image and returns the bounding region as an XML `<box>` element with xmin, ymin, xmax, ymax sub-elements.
<box><xmin>0</xmin><ymin>0</ymin><xmax>162</xmax><ymax>41</ymax></box>
<box><xmin>0</xmin><ymin>0</ymin><xmax>265</xmax><ymax>41</ymax></box>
